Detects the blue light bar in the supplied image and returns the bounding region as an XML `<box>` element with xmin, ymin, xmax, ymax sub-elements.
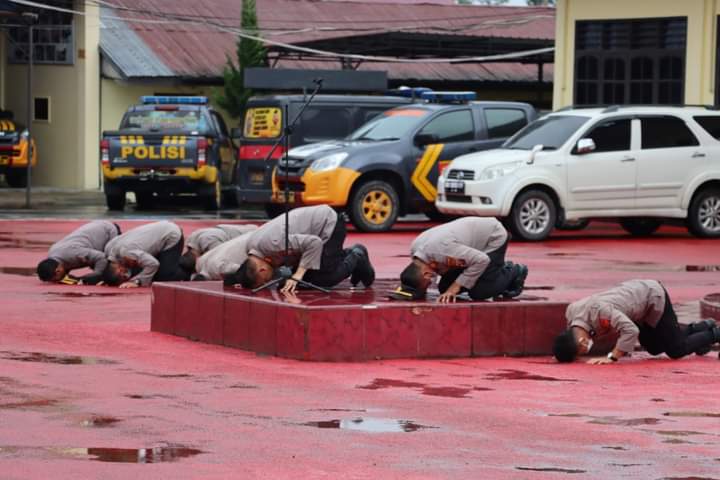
<box><xmin>420</xmin><ymin>91</ymin><xmax>477</xmax><ymax>103</ymax></box>
<box><xmin>386</xmin><ymin>87</ymin><xmax>433</xmax><ymax>98</ymax></box>
<box><xmin>141</xmin><ymin>96</ymin><xmax>208</xmax><ymax>105</ymax></box>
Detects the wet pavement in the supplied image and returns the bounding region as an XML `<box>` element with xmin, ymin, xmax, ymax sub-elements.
<box><xmin>0</xmin><ymin>218</ymin><xmax>719</xmax><ymax>478</ymax></box>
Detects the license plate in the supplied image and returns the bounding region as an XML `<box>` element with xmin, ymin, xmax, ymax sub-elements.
<box><xmin>445</xmin><ymin>180</ymin><xmax>465</xmax><ymax>194</ymax></box>
<box><xmin>250</xmin><ymin>172</ymin><xmax>264</xmax><ymax>184</ymax></box>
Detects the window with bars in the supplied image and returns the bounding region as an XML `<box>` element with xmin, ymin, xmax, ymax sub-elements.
<box><xmin>7</xmin><ymin>0</ymin><xmax>74</xmax><ymax>65</ymax></box>
<box><xmin>574</xmin><ymin>17</ymin><xmax>687</xmax><ymax>105</ymax></box>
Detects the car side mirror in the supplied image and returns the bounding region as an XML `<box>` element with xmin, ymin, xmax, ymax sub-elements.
<box><xmin>576</xmin><ymin>138</ymin><xmax>596</xmax><ymax>154</ymax></box>
<box><xmin>414</xmin><ymin>133</ymin><xmax>439</xmax><ymax>147</ymax></box>
<box><xmin>527</xmin><ymin>144</ymin><xmax>544</xmax><ymax>165</ymax></box>
<box><xmin>230</xmin><ymin>127</ymin><xmax>243</xmax><ymax>139</ymax></box>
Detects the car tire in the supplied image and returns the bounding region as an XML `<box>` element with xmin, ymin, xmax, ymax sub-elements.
<box><xmin>687</xmin><ymin>188</ymin><xmax>720</xmax><ymax>238</ymax></box>
<box><xmin>106</xmin><ymin>192</ymin><xmax>126</xmax><ymax>211</ymax></box>
<box><xmin>5</xmin><ymin>169</ymin><xmax>28</xmax><ymax>188</ymax></box>
<box><xmin>264</xmin><ymin>203</ymin><xmax>286</xmax><ymax>219</ymax></box>
<box><xmin>509</xmin><ymin>189</ymin><xmax>557</xmax><ymax>241</ymax></box>
<box><xmin>557</xmin><ymin>219</ymin><xmax>590</xmax><ymax>231</ymax></box>
<box><xmin>619</xmin><ymin>218</ymin><xmax>661</xmax><ymax>237</ymax></box>
<box><xmin>202</xmin><ymin>177</ymin><xmax>222</xmax><ymax>211</ymax></box>
<box><xmin>348</xmin><ymin>180</ymin><xmax>400</xmax><ymax>232</ymax></box>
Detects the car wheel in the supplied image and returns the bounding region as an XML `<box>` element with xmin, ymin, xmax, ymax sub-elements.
<box><xmin>557</xmin><ymin>219</ymin><xmax>590</xmax><ymax>231</ymax></box>
<box><xmin>348</xmin><ymin>180</ymin><xmax>400</xmax><ymax>232</ymax></box>
<box><xmin>106</xmin><ymin>192</ymin><xmax>126</xmax><ymax>211</ymax></box>
<box><xmin>687</xmin><ymin>188</ymin><xmax>720</xmax><ymax>238</ymax></box>
<box><xmin>203</xmin><ymin>178</ymin><xmax>222</xmax><ymax>211</ymax></box>
<box><xmin>619</xmin><ymin>218</ymin><xmax>661</xmax><ymax>237</ymax></box>
<box><xmin>5</xmin><ymin>169</ymin><xmax>28</xmax><ymax>188</ymax></box>
<box><xmin>509</xmin><ymin>189</ymin><xmax>557</xmax><ymax>241</ymax></box>
<box><xmin>264</xmin><ymin>203</ymin><xmax>286</xmax><ymax>219</ymax></box>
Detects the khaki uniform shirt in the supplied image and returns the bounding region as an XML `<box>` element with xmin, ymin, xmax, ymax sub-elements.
<box><xmin>565</xmin><ymin>279</ymin><xmax>667</xmax><ymax>353</ymax></box>
<box><xmin>186</xmin><ymin>224</ymin><xmax>258</xmax><ymax>254</ymax></box>
<box><xmin>247</xmin><ymin>205</ymin><xmax>337</xmax><ymax>271</ymax></box>
<box><xmin>195</xmin><ymin>233</ymin><xmax>252</xmax><ymax>280</ymax></box>
<box><xmin>104</xmin><ymin>221</ymin><xmax>183</xmax><ymax>286</ymax></box>
<box><xmin>410</xmin><ymin>217</ymin><xmax>507</xmax><ymax>289</ymax></box>
<box><xmin>48</xmin><ymin>220</ymin><xmax>119</xmax><ymax>276</ymax></box>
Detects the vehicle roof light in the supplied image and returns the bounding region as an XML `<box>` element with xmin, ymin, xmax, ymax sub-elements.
<box><xmin>420</xmin><ymin>91</ymin><xmax>477</xmax><ymax>103</ymax></box>
<box><xmin>386</xmin><ymin>87</ymin><xmax>433</xmax><ymax>98</ymax></box>
<box><xmin>141</xmin><ymin>96</ymin><xmax>208</xmax><ymax>105</ymax></box>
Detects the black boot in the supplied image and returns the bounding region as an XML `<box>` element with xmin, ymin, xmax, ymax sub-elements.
<box><xmin>502</xmin><ymin>264</ymin><xmax>528</xmax><ymax>299</ymax></box>
<box><xmin>349</xmin><ymin>244</ymin><xmax>375</xmax><ymax>288</ymax></box>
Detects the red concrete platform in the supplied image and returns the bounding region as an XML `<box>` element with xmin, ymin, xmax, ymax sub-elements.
<box><xmin>700</xmin><ymin>293</ymin><xmax>720</xmax><ymax>322</ymax></box>
<box><xmin>151</xmin><ymin>280</ymin><xmax>570</xmax><ymax>361</ymax></box>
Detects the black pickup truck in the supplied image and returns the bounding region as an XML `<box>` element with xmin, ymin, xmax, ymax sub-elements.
<box><xmin>101</xmin><ymin>96</ymin><xmax>236</xmax><ymax>210</ymax></box>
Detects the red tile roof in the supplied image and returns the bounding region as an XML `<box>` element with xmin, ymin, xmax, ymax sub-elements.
<box><xmin>102</xmin><ymin>0</ymin><xmax>555</xmax><ymax>81</ymax></box>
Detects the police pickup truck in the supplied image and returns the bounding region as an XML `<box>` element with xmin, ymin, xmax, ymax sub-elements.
<box><xmin>273</xmin><ymin>91</ymin><xmax>537</xmax><ymax>231</ymax></box>
<box><xmin>101</xmin><ymin>96</ymin><xmax>236</xmax><ymax>210</ymax></box>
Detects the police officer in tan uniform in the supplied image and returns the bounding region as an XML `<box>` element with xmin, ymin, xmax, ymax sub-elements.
<box><xmin>179</xmin><ymin>224</ymin><xmax>258</xmax><ymax>274</ymax></box>
<box><xmin>399</xmin><ymin>217</ymin><xmax>528</xmax><ymax>303</ymax></box>
<box><xmin>102</xmin><ymin>221</ymin><xmax>188</xmax><ymax>288</ymax></box>
<box><xmin>192</xmin><ymin>232</ymin><xmax>253</xmax><ymax>281</ymax></box>
<box><xmin>553</xmin><ymin>279</ymin><xmax>720</xmax><ymax>364</ymax></box>
<box><xmin>234</xmin><ymin>205</ymin><xmax>373</xmax><ymax>292</ymax></box>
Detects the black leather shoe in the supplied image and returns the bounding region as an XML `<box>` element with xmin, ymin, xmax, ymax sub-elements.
<box><xmin>349</xmin><ymin>244</ymin><xmax>375</xmax><ymax>287</ymax></box>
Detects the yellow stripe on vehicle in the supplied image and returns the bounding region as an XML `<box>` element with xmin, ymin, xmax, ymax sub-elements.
<box><xmin>410</xmin><ymin>143</ymin><xmax>444</xmax><ymax>202</ymax></box>
<box><xmin>180</xmin><ymin>136</ymin><xmax>187</xmax><ymax>145</ymax></box>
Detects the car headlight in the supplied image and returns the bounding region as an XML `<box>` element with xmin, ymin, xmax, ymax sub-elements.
<box><xmin>20</xmin><ymin>129</ymin><xmax>29</xmax><ymax>140</ymax></box>
<box><xmin>479</xmin><ymin>162</ymin><xmax>521</xmax><ymax>180</ymax></box>
<box><xmin>309</xmin><ymin>152</ymin><xmax>348</xmax><ymax>172</ymax></box>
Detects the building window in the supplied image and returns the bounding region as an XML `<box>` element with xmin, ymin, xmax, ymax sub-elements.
<box><xmin>575</xmin><ymin>17</ymin><xmax>687</xmax><ymax>105</ymax></box>
<box><xmin>33</xmin><ymin>97</ymin><xmax>50</xmax><ymax>122</ymax></box>
<box><xmin>8</xmin><ymin>0</ymin><xmax>74</xmax><ymax>65</ymax></box>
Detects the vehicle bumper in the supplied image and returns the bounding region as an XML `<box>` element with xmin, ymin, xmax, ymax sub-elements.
<box><xmin>0</xmin><ymin>139</ymin><xmax>37</xmax><ymax>168</ymax></box>
<box><xmin>271</xmin><ymin>167</ymin><xmax>360</xmax><ymax>207</ymax></box>
<box><xmin>103</xmin><ymin>165</ymin><xmax>217</xmax><ymax>194</ymax></box>
<box><xmin>435</xmin><ymin>176</ymin><xmax>514</xmax><ymax>217</ymax></box>
<box><xmin>236</xmin><ymin>158</ymin><xmax>275</xmax><ymax>205</ymax></box>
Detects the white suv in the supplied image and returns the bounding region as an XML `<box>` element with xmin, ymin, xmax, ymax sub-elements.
<box><xmin>436</xmin><ymin>105</ymin><xmax>720</xmax><ymax>241</ymax></box>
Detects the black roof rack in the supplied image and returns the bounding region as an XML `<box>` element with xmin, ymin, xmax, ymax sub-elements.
<box><xmin>557</xmin><ymin>104</ymin><xmax>720</xmax><ymax>113</ymax></box>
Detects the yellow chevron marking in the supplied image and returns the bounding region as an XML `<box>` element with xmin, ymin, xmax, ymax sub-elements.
<box><xmin>120</xmin><ymin>136</ymin><xmax>127</xmax><ymax>145</ymax></box>
<box><xmin>137</xmin><ymin>136</ymin><xmax>144</xmax><ymax>145</ymax></box>
<box><xmin>0</xmin><ymin>121</ymin><xmax>7</xmax><ymax>130</ymax></box>
<box><xmin>162</xmin><ymin>136</ymin><xmax>169</xmax><ymax>145</ymax></box>
<box><xmin>410</xmin><ymin>143</ymin><xmax>444</xmax><ymax>202</ymax></box>
<box><xmin>180</xmin><ymin>136</ymin><xmax>187</xmax><ymax>145</ymax></box>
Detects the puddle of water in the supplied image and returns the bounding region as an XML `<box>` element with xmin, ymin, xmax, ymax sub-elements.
<box><xmin>651</xmin><ymin>398</ymin><xmax>666</xmax><ymax>402</ymax></box>
<box><xmin>420</xmin><ymin>386</ymin><xmax>471</xmax><ymax>398</ymax></box>
<box><xmin>307</xmin><ymin>408</ymin><xmax>367</xmax><ymax>413</ymax></box>
<box><xmin>473</xmin><ymin>387</ymin><xmax>493</xmax><ymax>392</ymax></box>
<box><xmin>45</xmin><ymin>292</ymin><xmax>127</xmax><ymax>298</ymax></box>
<box><xmin>0</xmin><ymin>399</ymin><xmax>59</xmax><ymax>409</ymax></box>
<box><xmin>485</xmin><ymin>369</ymin><xmax>576</xmax><ymax>382</ymax></box>
<box><xmin>602</xmin><ymin>446</ymin><xmax>628</xmax><ymax>451</ymax></box>
<box><xmin>357</xmin><ymin>378</ymin><xmax>425</xmax><ymax>390</ymax></box>
<box><xmin>0</xmin><ymin>236</ymin><xmax>53</xmax><ymax>250</ymax></box>
<box><xmin>59</xmin><ymin>446</ymin><xmax>203</xmax><ymax>463</ymax></box>
<box><xmin>301</xmin><ymin>418</ymin><xmax>434</xmax><ymax>433</ymax></box>
<box><xmin>0</xmin><ymin>266</ymin><xmax>36</xmax><ymax>277</ymax></box>
<box><xmin>516</xmin><ymin>467</ymin><xmax>586</xmax><ymax>474</ymax></box>
<box><xmin>81</xmin><ymin>416</ymin><xmax>121</xmax><ymax>427</ymax></box>
<box><xmin>686</xmin><ymin>265</ymin><xmax>720</xmax><ymax>272</ymax></box>
<box><xmin>546</xmin><ymin>253</ymin><xmax>586</xmax><ymax>257</ymax></box>
<box><xmin>663</xmin><ymin>411</ymin><xmax>720</xmax><ymax>418</ymax></box>
<box><xmin>0</xmin><ymin>351</ymin><xmax>116</xmax><ymax>365</ymax></box>
<box><xmin>588</xmin><ymin>417</ymin><xmax>661</xmax><ymax>426</ymax></box>
<box><xmin>227</xmin><ymin>383</ymin><xmax>259</xmax><ymax>389</ymax></box>
<box><xmin>656</xmin><ymin>430</ymin><xmax>707</xmax><ymax>437</ymax></box>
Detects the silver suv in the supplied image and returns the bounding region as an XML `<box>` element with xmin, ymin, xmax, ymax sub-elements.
<box><xmin>436</xmin><ymin>105</ymin><xmax>720</xmax><ymax>241</ymax></box>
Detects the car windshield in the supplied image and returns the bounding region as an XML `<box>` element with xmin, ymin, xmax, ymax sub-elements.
<box><xmin>121</xmin><ymin>109</ymin><xmax>211</xmax><ymax>133</ymax></box>
<box><xmin>503</xmin><ymin>115</ymin><xmax>590</xmax><ymax>151</ymax></box>
<box><xmin>347</xmin><ymin>108</ymin><xmax>430</xmax><ymax>141</ymax></box>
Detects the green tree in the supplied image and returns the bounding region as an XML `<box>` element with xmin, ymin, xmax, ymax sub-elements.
<box><xmin>215</xmin><ymin>0</ymin><xmax>266</xmax><ymax>120</ymax></box>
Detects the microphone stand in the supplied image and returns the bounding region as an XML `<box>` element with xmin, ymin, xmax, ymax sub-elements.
<box><xmin>253</xmin><ymin>79</ymin><xmax>330</xmax><ymax>294</ymax></box>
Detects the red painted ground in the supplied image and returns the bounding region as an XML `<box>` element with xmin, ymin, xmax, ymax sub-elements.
<box><xmin>1</xmin><ymin>219</ymin><xmax>719</xmax><ymax>479</ymax></box>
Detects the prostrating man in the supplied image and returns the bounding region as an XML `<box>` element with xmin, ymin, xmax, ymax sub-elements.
<box><xmin>399</xmin><ymin>217</ymin><xmax>528</xmax><ymax>303</ymax></box>
<box><xmin>192</xmin><ymin>232</ymin><xmax>253</xmax><ymax>281</ymax></box>
<box><xmin>36</xmin><ymin>220</ymin><xmax>121</xmax><ymax>285</ymax></box>
<box><xmin>553</xmin><ymin>279</ymin><xmax>720</xmax><ymax>364</ymax></box>
<box><xmin>179</xmin><ymin>224</ymin><xmax>258</xmax><ymax>274</ymax></box>
<box><xmin>102</xmin><ymin>220</ymin><xmax>188</xmax><ymax>288</ymax></box>
<box><xmin>233</xmin><ymin>204</ymin><xmax>374</xmax><ymax>292</ymax></box>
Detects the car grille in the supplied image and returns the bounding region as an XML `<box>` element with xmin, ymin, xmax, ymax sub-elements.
<box><xmin>446</xmin><ymin>195</ymin><xmax>473</xmax><ymax>203</ymax></box>
<box><xmin>277</xmin><ymin>181</ymin><xmax>305</xmax><ymax>192</ymax></box>
<box><xmin>447</xmin><ymin>169</ymin><xmax>474</xmax><ymax>181</ymax></box>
